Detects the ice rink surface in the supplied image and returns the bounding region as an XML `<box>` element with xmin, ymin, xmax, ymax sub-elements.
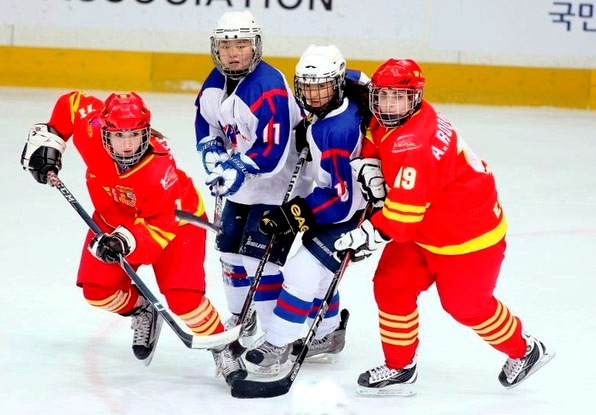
<box><xmin>1</xmin><ymin>87</ymin><xmax>595</xmax><ymax>414</ymax></box>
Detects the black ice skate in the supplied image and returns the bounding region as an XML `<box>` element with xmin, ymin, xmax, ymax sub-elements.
<box><xmin>498</xmin><ymin>332</ymin><xmax>555</xmax><ymax>388</ymax></box>
<box><xmin>130</xmin><ymin>298</ymin><xmax>163</xmax><ymax>366</ymax></box>
<box><xmin>291</xmin><ymin>308</ymin><xmax>349</xmax><ymax>363</ymax></box>
<box><xmin>357</xmin><ymin>362</ymin><xmax>418</xmax><ymax>397</ymax></box>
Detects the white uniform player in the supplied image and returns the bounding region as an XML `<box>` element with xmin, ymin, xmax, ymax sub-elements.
<box><xmin>242</xmin><ymin>45</ymin><xmax>370</xmax><ymax>374</ymax></box>
<box><xmin>194</xmin><ymin>11</ymin><xmax>307</xmax><ymax>351</ymax></box>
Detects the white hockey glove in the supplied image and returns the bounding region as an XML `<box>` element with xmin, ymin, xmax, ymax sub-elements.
<box><xmin>205</xmin><ymin>153</ymin><xmax>259</xmax><ymax>197</ymax></box>
<box><xmin>334</xmin><ymin>220</ymin><xmax>391</xmax><ymax>262</ymax></box>
<box><xmin>88</xmin><ymin>226</ymin><xmax>136</xmax><ymax>264</ymax></box>
<box><xmin>197</xmin><ymin>135</ymin><xmax>230</xmax><ymax>174</ymax></box>
<box><xmin>350</xmin><ymin>158</ymin><xmax>388</xmax><ymax>208</ymax></box>
<box><xmin>21</xmin><ymin>123</ymin><xmax>66</xmax><ymax>185</ymax></box>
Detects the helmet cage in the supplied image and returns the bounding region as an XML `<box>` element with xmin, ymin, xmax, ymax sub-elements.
<box><xmin>294</xmin><ymin>75</ymin><xmax>344</xmax><ymax>117</ymax></box>
<box><xmin>210</xmin><ymin>36</ymin><xmax>262</xmax><ymax>80</ymax></box>
<box><xmin>369</xmin><ymin>86</ymin><xmax>422</xmax><ymax>128</ymax></box>
<box><xmin>101</xmin><ymin>127</ymin><xmax>150</xmax><ymax>167</ymax></box>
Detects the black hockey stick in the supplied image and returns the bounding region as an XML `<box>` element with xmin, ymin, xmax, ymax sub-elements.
<box><xmin>47</xmin><ymin>171</ymin><xmax>240</xmax><ymax>350</ymax></box>
<box><xmin>175</xmin><ymin>209</ymin><xmax>221</xmax><ymax>234</ymax></box>
<box><xmin>174</xmin><ymin>184</ymin><xmax>225</xmax><ymax>234</ymax></box>
<box><xmin>235</xmin><ymin>146</ymin><xmax>310</xmax><ymax>337</ymax></box>
<box><xmin>230</xmin><ymin>202</ymin><xmax>372</xmax><ymax>398</ymax></box>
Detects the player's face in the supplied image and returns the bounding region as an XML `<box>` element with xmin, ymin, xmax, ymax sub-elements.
<box><xmin>106</xmin><ymin>129</ymin><xmax>143</xmax><ymax>157</ymax></box>
<box><xmin>217</xmin><ymin>39</ymin><xmax>254</xmax><ymax>71</ymax></box>
<box><xmin>301</xmin><ymin>81</ymin><xmax>335</xmax><ymax>109</ymax></box>
<box><xmin>377</xmin><ymin>88</ymin><xmax>412</xmax><ymax>117</ymax></box>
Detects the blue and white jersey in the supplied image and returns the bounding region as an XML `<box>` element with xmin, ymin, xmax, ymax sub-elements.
<box><xmin>346</xmin><ymin>68</ymin><xmax>370</xmax><ymax>85</ymax></box>
<box><xmin>302</xmin><ymin>98</ymin><xmax>367</xmax><ymax>225</ymax></box>
<box><xmin>195</xmin><ymin>61</ymin><xmax>305</xmax><ymax>205</ymax></box>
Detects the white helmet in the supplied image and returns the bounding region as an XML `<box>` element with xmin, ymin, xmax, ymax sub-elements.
<box><xmin>294</xmin><ymin>44</ymin><xmax>346</xmax><ymax>117</ymax></box>
<box><xmin>210</xmin><ymin>11</ymin><xmax>263</xmax><ymax>79</ymax></box>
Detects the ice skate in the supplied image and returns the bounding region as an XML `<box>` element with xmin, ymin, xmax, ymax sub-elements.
<box><xmin>498</xmin><ymin>333</ymin><xmax>555</xmax><ymax>388</ymax></box>
<box><xmin>211</xmin><ymin>344</ymin><xmax>248</xmax><ymax>386</ymax></box>
<box><xmin>244</xmin><ymin>340</ymin><xmax>292</xmax><ymax>375</ymax></box>
<box><xmin>291</xmin><ymin>308</ymin><xmax>349</xmax><ymax>363</ymax></box>
<box><xmin>357</xmin><ymin>362</ymin><xmax>418</xmax><ymax>397</ymax></box>
<box><xmin>130</xmin><ymin>297</ymin><xmax>163</xmax><ymax>365</ymax></box>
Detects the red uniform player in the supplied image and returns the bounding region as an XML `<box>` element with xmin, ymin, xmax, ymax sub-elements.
<box><xmin>20</xmin><ymin>91</ymin><xmax>246</xmax><ymax>385</ymax></box>
<box><xmin>335</xmin><ymin>59</ymin><xmax>554</xmax><ymax>396</ymax></box>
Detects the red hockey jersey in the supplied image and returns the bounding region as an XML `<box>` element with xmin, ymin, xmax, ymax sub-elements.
<box><xmin>363</xmin><ymin>101</ymin><xmax>507</xmax><ymax>255</ymax></box>
<box><xmin>47</xmin><ymin>91</ymin><xmax>205</xmax><ymax>264</ymax></box>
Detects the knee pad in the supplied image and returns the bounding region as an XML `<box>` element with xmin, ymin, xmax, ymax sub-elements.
<box><xmin>220</xmin><ymin>252</ymin><xmax>250</xmax><ymax>287</ymax></box>
<box><xmin>284</xmin><ymin>247</ymin><xmax>331</xmax><ymax>299</ymax></box>
<box><xmin>242</xmin><ymin>255</ymin><xmax>281</xmax><ymax>277</ymax></box>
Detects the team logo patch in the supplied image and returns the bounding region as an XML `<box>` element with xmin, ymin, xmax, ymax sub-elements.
<box><xmin>222</xmin><ymin>123</ymin><xmax>248</xmax><ymax>146</ymax></box>
<box><xmin>392</xmin><ymin>134</ymin><xmax>421</xmax><ymax>153</ymax></box>
<box><xmin>113</xmin><ymin>185</ymin><xmax>137</xmax><ymax>207</ymax></box>
<box><xmin>160</xmin><ymin>165</ymin><xmax>179</xmax><ymax>190</ymax></box>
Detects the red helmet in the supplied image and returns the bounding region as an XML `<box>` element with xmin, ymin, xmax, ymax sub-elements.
<box><xmin>99</xmin><ymin>92</ymin><xmax>151</xmax><ymax>131</ymax></box>
<box><xmin>370</xmin><ymin>59</ymin><xmax>425</xmax><ymax>89</ymax></box>
<box><xmin>369</xmin><ymin>59</ymin><xmax>425</xmax><ymax>127</ymax></box>
<box><xmin>99</xmin><ymin>92</ymin><xmax>151</xmax><ymax>167</ymax></box>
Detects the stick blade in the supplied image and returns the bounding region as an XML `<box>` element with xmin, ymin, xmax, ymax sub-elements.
<box><xmin>231</xmin><ymin>376</ymin><xmax>292</xmax><ymax>399</ymax></box>
<box><xmin>190</xmin><ymin>324</ymin><xmax>241</xmax><ymax>349</ymax></box>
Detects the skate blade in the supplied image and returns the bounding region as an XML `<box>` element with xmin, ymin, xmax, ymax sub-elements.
<box><xmin>357</xmin><ymin>383</ymin><xmax>416</xmax><ymax>397</ymax></box>
<box><xmin>291</xmin><ymin>352</ymin><xmax>340</xmax><ymax>364</ymax></box>
<box><xmin>504</xmin><ymin>350</ymin><xmax>556</xmax><ymax>389</ymax></box>
<box><xmin>244</xmin><ymin>359</ymin><xmax>292</xmax><ymax>377</ymax></box>
<box><xmin>140</xmin><ymin>314</ymin><xmax>164</xmax><ymax>367</ymax></box>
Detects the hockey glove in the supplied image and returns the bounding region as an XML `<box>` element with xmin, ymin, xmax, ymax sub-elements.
<box><xmin>21</xmin><ymin>124</ymin><xmax>66</xmax><ymax>185</ymax></box>
<box><xmin>259</xmin><ymin>196</ymin><xmax>316</xmax><ymax>236</ymax></box>
<box><xmin>197</xmin><ymin>135</ymin><xmax>230</xmax><ymax>174</ymax></box>
<box><xmin>350</xmin><ymin>158</ymin><xmax>388</xmax><ymax>209</ymax></box>
<box><xmin>88</xmin><ymin>226</ymin><xmax>136</xmax><ymax>264</ymax></box>
<box><xmin>294</xmin><ymin>118</ymin><xmax>312</xmax><ymax>161</ymax></box>
<box><xmin>205</xmin><ymin>153</ymin><xmax>260</xmax><ymax>196</ymax></box>
<box><xmin>334</xmin><ymin>219</ymin><xmax>391</xmax><ymax>262</ymax></box>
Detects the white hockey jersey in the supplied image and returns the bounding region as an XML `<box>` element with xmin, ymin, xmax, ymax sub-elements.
<box><xmin>195</xmin><ymin>61</ymin><xmax>308</xmax><ymax>205</ymax></box>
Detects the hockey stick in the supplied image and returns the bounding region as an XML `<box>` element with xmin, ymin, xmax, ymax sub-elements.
<box><xmin>46</xmin><ymin>171</ymin><xmax>241</xmax><ymax>350</ymax></box>
<box><xmin>174</xmin><ymin>184</ymin><xmax>225</xmax><ymax>234</ymax></box>
<box><xmin>230</xmin><ymin>202</ymin><xmax>372</xmax><ymax>399</ymax></box>
<box><xmin>235</xmin><ymin>146</ymin><xmax>310</xmax><ymax>337</ymax></box>
<box><xmin>175</xmin><ymin>209</ymin><xmax>221</xmax><ymax>234</ymax></box>
<box><xmin>213</xmin><ymin>185</ymin><xmax>224</xmax><ymax>229</ymax></box>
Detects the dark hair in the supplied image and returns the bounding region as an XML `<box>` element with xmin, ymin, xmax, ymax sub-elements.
<box><xmin>344</xmin><ymin>78</ymin><xmax>372</xmax><ymax>133</ymax></box>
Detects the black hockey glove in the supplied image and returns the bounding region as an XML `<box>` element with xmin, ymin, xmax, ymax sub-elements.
<box><xmin>88</xmin><ymin>226</ymin><xmax>136</xmax><ymax>264</ymax></box>
<box><xmin>259</xmin><ymin>197</ymin><xmax>316</xmax><ymax>236</ymax></box>
<box><xmin>21</xmin><ymin>124</ymin><xmax>66</xmax><ymax>185</ymax></box>
<box><xmin>294</xmin><ymin>118</ymin><xmax>312</xmax><ymax>161</ymax></box>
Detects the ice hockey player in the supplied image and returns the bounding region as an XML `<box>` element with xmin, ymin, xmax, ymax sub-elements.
<box><xmin>20</xmin><ymin>90</ymin><xmax>246</xmax><ymax>385</ymax></box>
<box><xmin>194</xmin><ymin>10</ymin><xmax>308</xmax><ymax>344</ymax></box>
<box><xmin>243</xmin><ymin>45</ymin><xmax>370</xmax><ymax>374</ymax></box>
<box><xmin>334</xmin><ymin>58</ymin><xmax>555</xmax><ymax>395</ymax></box>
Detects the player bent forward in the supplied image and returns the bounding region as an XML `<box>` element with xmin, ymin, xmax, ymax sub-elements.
<box><xmin>20</xmin><ymin>91</ymin><xmax>245</xmax><ymax>385</ymax></box>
